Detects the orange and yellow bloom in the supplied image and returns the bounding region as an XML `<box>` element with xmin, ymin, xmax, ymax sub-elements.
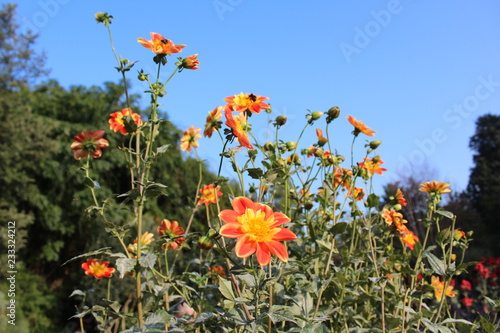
<box><xmin>181</xmin><ymin>54</ymin><xmax>200</xmax><ymax>70</ymax></box>
<box><xmin>127</xmin><ymin>232</ymin><xmax>155</xmax><ymax>256</ymax></box>
<box><xmin>431</xmin><ymin>276</ymin><xmax>457</xmax><ymax>301</ymax></box>
<box><xmin>395</xmin><ymin>188</ymin><xmax>407</xmax><ymax>206</ymax></box>
<box><xmin>197</xmin><ymin>184</ymin><xmax>223</xmax><ymax>206</ymax></box>
<box><xmin>316</xmin><ymin>128</ymin><xmax>328</xmax><ymax>146</ymax></box>
<box><xmin>347</xmin><ymin>115</ymin><xmax>375</xmax><ymax>137</ymax></box>
<box><xmin>225</xmin><ymin>111</ymin><xmax>253</xmax><ymax>149</ymax></box>
<box><xmin>219</xmin><ymin>197</ymin><xmax>297</xmax><ymax>266</ymax></box>
<box><xmin>223</xmin><ymin>93</ymin><xmax>270</xmax><ymax>114</ymax></box>
<box><xmin>204</xmin><ymin>106</ymin><xmax>223</xmax><ymax>138</ymax></box>
<box><xmin>70</xmin><ymin>130</ymin><xmax>109</xmax><ymax>160</ymax></box>
<box><xmin>157</xmin><ymin>219</ymin><xmax>185</xmax><ymax>251</ymax></box>
<box><xmin>180</xmin><ymin>126</ymin><xmax>201</xmax><ymax>152</ymax></box>
<box><xmin>399</xmin><ymin>227</ymin><xmax>419</xmax><ymax>250</ymax></box>
<box><xmin>109</xmin><ymin>108</ymin><xmax>143</xmax><ymax>135</ymax></box>
<box><xmin>358</xmin><ymin>157</ymin><xmax>387</xmax><ymax>176</ymax></box>
<box><xmin>137</xmin><ymin>32</ymin><xmax>186</xmax><ymax>55</ymax></box>
<box><xmin>419</xmin><ymin>181</ymin><xmax>452</xmax><ymax>195</ymax></box>
<box><xmin>81</xmin><ymin>259</ymin><xmax>115</xmax><ymax>279</ymax></box>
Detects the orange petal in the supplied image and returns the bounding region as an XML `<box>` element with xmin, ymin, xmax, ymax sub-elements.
<box><xmin>234</xmin><ymin>236</ymin><xmax>257</xmax><ymax>258</ymax></box>
<box><xmin>219</xmin><ymin>209</ymin><xmax>240</xmax><ymax>224</ymax></box>
<box><xmin>267</xmin><ymin>240</ymin><xmax>289</xmax><ymax>262</ymax></box>
<box><xmin>270</xmin><ymin>212</ymin><xmax>291</xmax><ymax>227</ymax></box>
<box><xmin>273</xmin><ymin>228</ymin><xmax>297</xmax><ymax>241</ymax></box>
<box><xmin>255</xmin><ymin>242</ymin><xmax>272</xmax><ymax>266</ymax></box>
<box><xmin>219</xmin><ymin>223</ymin><xmax>243</xmax><ymax>238</ymax></box>
<box><xmin>231</xmin><ymin>197</ymin><xmax>255</xmax><ymax>214</ymax></box>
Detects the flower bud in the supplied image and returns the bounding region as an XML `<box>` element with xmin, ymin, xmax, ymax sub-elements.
<box><xmin>263</xmin><ymin>142</ymin><xmax>274</xmax><ymax>151</ymax></box>
<box><xmin>137</xmin><ymin>70</ymin><xmax>148</xmax><ymax>81</ymax></box>
<box><xmin>372</xmin><ymin>155</ymin><xmax>381</xmax><ymax>163</ymax></box>
<box><xmin>393</xmin><ymin>203</ymin><xmax>402</xmax><ymax>211</ymax></box>
<box><xmin>198</xmin><ymin>236</ymin><xmax>214</xmax><ymax>251</ymax></box>
<box><xmin>274</xmin><ymin>115</ymin><xmax>287</xmax><ymax>126</ymax></box>
<box><xmin>95</xmin><ymin>12</ymin><xmax>112</xmax><ymax>25</ymax></box>
<box><xmin>311</xmin><ymin>111</ymin><xmax>323</xmax><ymax>120</ymax></box>
<box><xmin>313</xmin><ymin>147</ymin><xmax>324</xmax><ymax>158</ymax></box>
<box><xmin>327</xmin><ymin>106</ymin><xmax>341</xmax><ymax>119</ymax></box>
<box><xmin>369</xmin><ymin>140</ymin><xmax>382</xmax><ymax>149</ymax></box>
<box><xmin>286</xmin><ymin>141</ymin><xmax>297</xmax><ymax>150</ymax></box>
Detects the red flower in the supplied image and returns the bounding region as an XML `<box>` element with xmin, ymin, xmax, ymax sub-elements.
<box><xmin>157</xmin><ymin>219</ymin><xmax>185</xmax><ymax>250</ymax></box>
<box><xmin>395</xmin><ymin>188</ymin><xmax>407</xmax><ymax>206</ymax></box>
<box><xmin>219</xmin><ymin>197</ymin><xmax>297</xmax><ymax>266</ymax></box>
<box><xmin>137</xmin><ymin>32</ymin><xmax>186</xmax><ymax>55</ymax></box>
<box><xmin>81</xmin><ymin>259</ymin><xmax>115</xmax><ymax>279</ymax></box>
<box><xmin>460</xmin><ymin>279</ymin><xmax>472</xmax><ymax>291</ymax></box>
<box><xmin>70</xmin><ymin>130</ymin><xmax>109</xmax><ymax>160</ymax></box>
<box><xmin>461</xmin><ymin>297</ymin><xmax>474</xmax><ymax>307</ymax></box>
<box><xmin>223</xmin><ymin>93</ymin><xmax>270</xmax><ymax>114</ymax></box>
<box><xmin>109</xmin><ymin>108</ymin><xmax>143</xmax><ymax>135</ymax></box>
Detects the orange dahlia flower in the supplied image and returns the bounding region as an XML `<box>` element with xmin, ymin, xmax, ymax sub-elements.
<box><xmin>180</xmin><ymin>126</ymin><xmax>201</xmax><ymax>152</ymax></box>
<box><xmin>316</xmin><ymin>128</ymin><xmax>328</xmax><ymax>146</ymax></box>
<box><xmin>181</xmin><ymin>54</ymin><xmax>200</xmax><ymax>70</ymax></box>
<box><xmin>347</xmin><ymin>115</ymin><xmax>375</xmax><ymax>137</ymax></box>
<box><xmin>395</xmin><ymin>188</ymin><xmax>407</xmax><ymax>206</ymax></box>
<box><xmin>358</xmin><ymin>157</ymin><xmax>387</xmax><ymax>176</ymax></box>
<box><xmin>109</xmin><ymin>108</ymin><xmax>143</xmax><ymax>135</ymax></box>
<box><xmin>431</xmin><ymin>276</ymin><xmax>457</xmax><ymax>301</ymax></box>
<box><xmin>81</xmin><ymin>259</ymin><xmax>115</xmax><ymax>279</ymax></box>
<box><xmin>137</xmin><ymin>32</ymin><xmax>186</xmax><ymax>55</ymax></box>
<box><xmin>223</xmin><ymin>93</ymin><xmax>270</xmax><ymax>114</ymax></box>
<box><xmin>204</xmin><ymin>106</ymin><xmax>223</xmax><ymax>138</ymax></box>
<box><xmin>399</xmin><ymin>226</ymin><xmax>419</xmax><ymax>250</ymax></box>
<box><xmin>419</xmin><ymin>181</ymin><xmax>451</xmax><ymax>195</ymax></box>
<box><xmin>70</xmin><ymin>130</ymin><xmax>109</xmax><ymax>160</ymax></box>
<box><xmin>157</xmin><ymin>219</ymin><xmax>185</xmax><ymax>251</ymax></box>
<box><xmin>198</xmin><ymin>184</ymin><xmax>223</xmax><ymax>206</ymax></box>
<box><xmin>225</xmin><ymin>111</ymin><xmax>253</xmax><ymax>149</ymax></box>
<box><xmin>219</xmin><ymin>197</ymin><xmax>297</xmax><ymax>266</ymax></box>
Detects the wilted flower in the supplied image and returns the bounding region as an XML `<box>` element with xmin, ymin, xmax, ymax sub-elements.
<box><xmin>81</xmin><ymin>259</ymin><xmax>115</xmax><ymax>279</ymax></box>
<box><xmin>197</xmin><ymin>184</ymin><xmax>223</xmax><ymax>206</ymax></box>
<box><xmin>219</xmin><ymin>197</ymin><xmax>297</xmax><ymax>266</ymax></box>
<box><xmin>208</xmin><ymin>265</ymin><xmax>227</xmax><ymax>278</ymax></box>
<box><xmin>137</xmin><ymin>32</ymin><xmax>186</xmax><ymax>55</ymax></box>
<box><xmin>347</xmin><ymin>115</ymin><xmax>375</xmax><ymax>137</ymax></box>
<box><xmin>157</xmin><ymin>219</ymin><xmax>185</xmax><ymax>250</ymax></box>
<box><xmin>223</xmin><ymin>93</ymin><xmax>269</xmax><ymax>114</ymax></box>
<box><xmin>109</xmin><ymin>108</ymin><xmax>143</xmax><ymax>135</ymax></box>
<box><xmin>180</xmin><ymin>126</ymin><xmax>201</xmax><ymax>152</ymax></box>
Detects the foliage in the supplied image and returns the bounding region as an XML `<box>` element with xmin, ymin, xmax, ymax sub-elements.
<box><xmin>467</xmin><ymin>114</ymin><xmax>500</xmax><ymax>256</ymax></box>
<box><xmin>63</xmin><ymin>13</ymin><xmax>499</xmax><ymax>333</ymax></box>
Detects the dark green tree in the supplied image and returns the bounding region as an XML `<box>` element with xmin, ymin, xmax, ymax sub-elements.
<box><xmin>466</xmin><ymin>113</ymin><xmax>500</xmax><ymax>256</ymax></box>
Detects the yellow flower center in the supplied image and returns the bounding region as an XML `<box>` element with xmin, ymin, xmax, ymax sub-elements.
<box><xmin>238</xmin><ymin>209</ymin><xmax>276</xmax><ymax>242</ymax></box>
<box><xmin>233</xmin><ymin>94</ymin><xmax>255</xmax><ymax>108</ymax></box>
<box><xmin>89</xmin><ymin>263</ymin><xmax>107</xmax><ymax>276</ymax></box>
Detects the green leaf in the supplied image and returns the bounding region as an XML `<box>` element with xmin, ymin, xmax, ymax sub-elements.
<box><xmin>69</xmin><ymin>289</ymin><xmax>85</xmax><ymax>298</ymax></box>
<box><xmin>366</xmin><ymin>193</ymin><xmax>379</xmax><ymax>208</ymax></box>
<box><xmin>61</xmin><ymin>247</ymin><xmax>112</xmax><ymax>265</ymax></box>
<box><xmin>246</xmin><ymin>167</ymin><xmax>264</xmax><ymax>179</ymax></box>
<box><xmin>218</xmin><ymin>277</ymin><xmax>235</xmax><ymax>300</ymax></box>
<box><xmin>330</xmin><ymin>222</ymin><xmax>348</xmax><ymax>236</ymax></box>
<box><xmin>436</xmin><ymin>227</ymin><xmax>452</xmax><ymax>245</ymax></box>
<box><xmin>266</xmin><ymin>305</ymin><xmax>296</xmax><ymax>324</ymax></box>
<box><xmin>156</xmin><ymin>144</ymin><xmax>170</xmax><ymax>154</ymax></box>
<box><xmin>139</xmin><ymin>252</ymin><xmax>157</xmax><ymax>269</ymax></box>
<box><xmin>84</xmin><ymin>176</ymin><xmax>100</xmax><ymax>189</ymax></box>
<box><xmin>424</xmin><ymin>251</ymin><xmax>446</xmax><ymax>275</ymax></box>
<box><xmin>144</xmin><ymin>310</ymin><xmax>171</xmax><ymax>326</ymax></box>
<box><xmin>116</xmin><ymin>258</ymin><xmax>136</xmax><ymax>277</ymax></box>
<box><xmin>435</xmin><ymin>209</ymin><xmax>455</xmax><ymax>219</ymax></box>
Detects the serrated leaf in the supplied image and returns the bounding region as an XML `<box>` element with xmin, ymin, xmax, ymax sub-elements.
<box><xmin>424</xmin><ymin>251</ymin><xmax>446</xmax><ymax>275</ymax></box>
<box><xmin>116</xmin><ymin>258</ymin><xmax>137</xmax><ymax>277</ymax></box>
<box><xmin>218</xmin><ymin>277</ymin><xmax>235</xmax><ymax>300</ymax></box>
<box><xmin>246</xmin><ymin>167</ymin><xmax>264</xmax><ymax>179</ymax></box>
<box><xmin>330</xmin><ymin>222</ymin><xmax>348</xmax><ymax>236</ymax></box>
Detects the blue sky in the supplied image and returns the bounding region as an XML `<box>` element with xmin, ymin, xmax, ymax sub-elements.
<box><xmin>11</xmin><ymin>0</ymin><xmax>500</xmax><ymax>194</ymax></box>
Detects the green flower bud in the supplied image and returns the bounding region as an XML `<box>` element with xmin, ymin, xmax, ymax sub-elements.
<box><xmin>286</xmin><ymin>141</ymin><xmax>297</xmax><ymax>150</ymax></box>
<box><xmin>311</xmin><ymin>111</ymin><xmax>323</xmax><ymax>120</ymax></box>
<box><xmin>198</xmin><ymin>236</ymin><xmax>214</xmax><ymax>251</ymax></box>
<box><xmin>274</xmin><ymin>115</ymin><xmax>287</xmax><ymax>126</ymax></box>
<box><xmin>327</xmin><ymin>106</ymin><xmax>341</xmax><ymax>119</ymax></box>
<box><xmin>369</xmin><ymin>140</ymin><xmax>382</xmax><ymax>149</ymax></box>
